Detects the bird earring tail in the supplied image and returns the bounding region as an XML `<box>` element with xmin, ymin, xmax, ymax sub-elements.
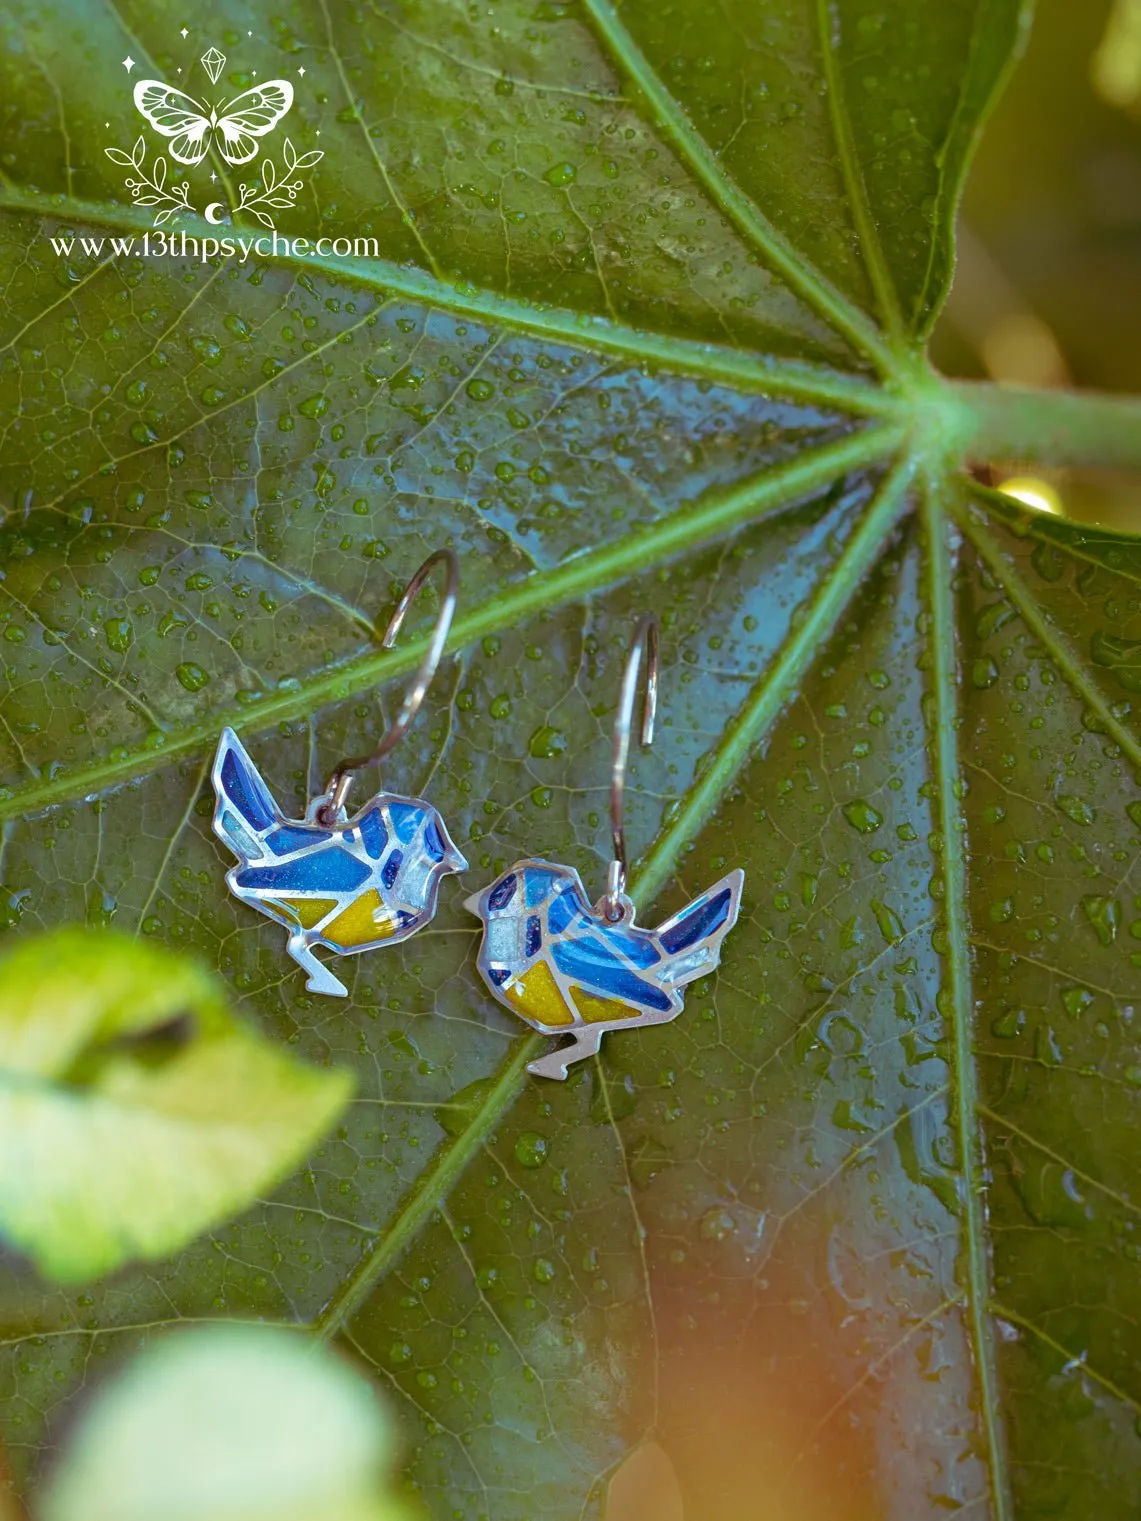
<box><xmin>465</xmin><ymin>613</ymin><xmax>744</xmax><ymax>1080</ymax></box>
<box><xmin>211</xmin><ymin>549</ymin><xmax>468</xmax><ymax>998</ymax></box>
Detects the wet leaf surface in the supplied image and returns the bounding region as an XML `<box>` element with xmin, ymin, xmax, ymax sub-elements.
<box><xmin>1</xmin><ymin>1</ymin><xmax>1139</xmax><ymax>1517</ymax></box>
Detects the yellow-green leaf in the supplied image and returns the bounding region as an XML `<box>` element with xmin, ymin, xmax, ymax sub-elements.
<box><xmin>36</xmin><ymin>1326</ymin><xmax>412</xmax><ymax>1521</ymax></box>
<box><xmin>0</xmin><ymin>931</ymin><xmax>352</xmax><ymax>1282</ymax></box>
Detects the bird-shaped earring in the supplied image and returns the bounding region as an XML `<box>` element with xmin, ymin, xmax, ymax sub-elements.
<box><xmin>465</xmin><ymin>614</ymin><xmax>744</xmax><ymax>1079</ymax></box>
<box><xmin>211</xmin><ymin>548</ymin><xmax>468</xmax><ymax>997</ymax></box>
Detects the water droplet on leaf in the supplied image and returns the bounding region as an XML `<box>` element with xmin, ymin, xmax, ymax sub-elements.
<box><xmin>529</xmin><ymin>725</ymin><xmax>567</xmax><ymax>759</ymax></box>
<box><xmin>514</xmin><ymin>1132</ymin><xmax>549</xmax><ymax>1168</ymax></box>
<box><xmin>699</xmin><ymin>1207</ymin><xmax>736</xmax><ymax>1241</ymax></box>
<box><xmin>842</xmin><ymin>800</ymin><xmax>883</xmax><ymax>833</ymax></box>
<box><xmin>175</xmin><ymin>662</ymin><xmax>209</xmax><ymax>692</ymax></box>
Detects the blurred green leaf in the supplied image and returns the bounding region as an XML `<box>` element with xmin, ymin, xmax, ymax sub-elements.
<box><xmin>0</xmin><ymin>930</ymin><xmax>352</xmax><ymax>1283</ymax></box>
<box><xmin>0</xmin><ymin>1</ymin><xmax>1138</xmax><ymax>1518</ymax></box>
<box><xmin>36</xmin><ymin>1326</ymin><xmax>412</xmax><ymax>1521</ymax></box>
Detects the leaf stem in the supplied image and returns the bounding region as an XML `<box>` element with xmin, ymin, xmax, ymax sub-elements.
<box><xmin>946</xmin><ymin>379</ymin><xmax>1141</xmax><ymax>471</ymax></box>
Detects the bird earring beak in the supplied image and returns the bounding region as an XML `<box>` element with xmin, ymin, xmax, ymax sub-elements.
<box><xmin>462</xmin><ymin>889</ymin><xmax>484</xmax><ymax>916</ymax></box>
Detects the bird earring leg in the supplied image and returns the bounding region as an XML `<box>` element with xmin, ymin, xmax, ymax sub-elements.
<box><xmin>286</xmin><ymin>931</ymin><xmax>348</xmax><ymax>997</ymax></box>
<box><xmin>526</xmin><ymin>1025</ymin><xmax>604</xmax><ymax>1081</ymax></box>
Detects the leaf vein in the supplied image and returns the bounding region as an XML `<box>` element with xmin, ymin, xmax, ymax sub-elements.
<box><xmin>989</xmin><ymin>1303</ymin><xmax>1141</xmax><ymax>1416</ymax></box>
<box><xmin>978</xmin><ymin>1104</ymin><xmax>1141</xmax><ymax>1219</ymax></box>
<box><xmin>921</xmin><ymin>481</ymin><xmax>1013</xmax><ymax>1521</ymax></box>
<box><xmin>0</xmin><ymin>423</ymin><xmax>901</xmax><ymax>820</ymax></box>
<box><xmin>37</xmin><ymin>296</ymin><xmax>386</xmax><ymax>517</ymax></box>
<box><xmin>954</xmin><ymin>500</ymin><xmax>1141</xmax><ymax>773</ymax></box>
<box><xmin>0</xmin><ymin>188</ymin><xmax>891</xmax><ymax>413</ymax></box>
<box><xmin>813</xmin><ymin>0</ymin><xmax>904</xmax><ymax>342</ymax></box>
<box><xmin>579</xmin><ymin>0</ymin><xmax>894</xmax><ymax>369</ymax></box>
<box><xmin>314</xmin><ymin>0</ymin><xmax>443</xmax><ymax>279</ymax></box>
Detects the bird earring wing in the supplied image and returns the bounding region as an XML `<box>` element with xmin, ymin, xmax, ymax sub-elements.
<box><xmin>212</xmin><ymin>728</ymin><xmax>346</xmax><ymax>993</ymax></box>
<box><xmin>212</xmin><ymin>726</ymin><xmax>283</xmax><ymax>860</ymax></box>
<box><xmin>652</xmin><ymin>868</ymin><xmax>744</xmax><ymax>986</ymax></box>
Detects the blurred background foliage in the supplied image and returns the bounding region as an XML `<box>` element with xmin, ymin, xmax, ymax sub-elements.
<box><xmin>933</xmin><ymin>0</ymin><xmax>1141</xmax><ymax>529</ymax></box>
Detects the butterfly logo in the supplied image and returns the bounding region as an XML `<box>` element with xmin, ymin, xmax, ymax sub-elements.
<box><xmin>132</xmin><ymin>78</ymin><xmax>294</xmax><ymax>167</ymax></box>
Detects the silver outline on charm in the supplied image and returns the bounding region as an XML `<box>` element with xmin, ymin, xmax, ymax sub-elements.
<box><xmin>467</xmin><ymin>611</ymin><xmax>745</xmax><ymax>1077</ymax></box>
<box><xmin>212</xmin><ymin>728</ymin><xmax>467</xmax><ymax>997</ymax></box>
<box><xmin>465</xmin><ymin>861</ymin><xmax>743</xmax><ymax>1079</ymax></box>
<box><xmin>210</xmin><ymin>549</ymin><xmax>466</xmax><ymax>996</ymax></box>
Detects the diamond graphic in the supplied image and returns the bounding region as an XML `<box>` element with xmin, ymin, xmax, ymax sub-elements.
<box><xmin>200</xmin><ymin>46</ymin><xmax>226</xmax><ymax>85</ymax></box>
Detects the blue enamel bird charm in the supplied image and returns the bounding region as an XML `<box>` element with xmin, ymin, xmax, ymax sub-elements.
<box><xmin>212</xmin><ymin>728</ymin><xmax>467</xmax><ymax>996</ymax></box>
<box><xmin>465</xmin><ymin>860</ymin><xmax>744</xmax><ymax>1079</ymax></box>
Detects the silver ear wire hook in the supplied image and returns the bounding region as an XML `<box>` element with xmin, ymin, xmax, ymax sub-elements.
<box><xmin>316</xmin><ymin>547</ymin><xmax>459</xmax><ymax>824</ymax></box>
<box><xmin>604</xmin><ymin>612</ymin><xmax>660</xmax><ymax>921</ymax></box>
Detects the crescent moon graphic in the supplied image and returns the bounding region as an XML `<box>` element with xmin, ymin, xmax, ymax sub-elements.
<box><xmin>204</xmin><ymin>202</ymin><xmax>225</xmax><ymax>224</ymax></box>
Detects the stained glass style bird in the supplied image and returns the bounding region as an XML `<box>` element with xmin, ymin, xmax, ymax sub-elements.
<box><xmin>466</xmin><ymin>860</ymin><xmax>744</xmax><ymax>1079</ymax></box>
<box><xmin>212</xmin><ymin>727</ymin><xmax>467</xmax><ymax>997</ymax></box>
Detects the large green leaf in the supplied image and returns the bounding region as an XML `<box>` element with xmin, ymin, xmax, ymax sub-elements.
<box><xmin>1</xmin><ymin>1</ymin><xmax>1139</xmax><ymax>1518</ymax></box>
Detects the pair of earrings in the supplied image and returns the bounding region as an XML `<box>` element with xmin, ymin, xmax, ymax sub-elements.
<box><xmin>211</xmin><ymin>551</ymin><xmax>744</xmax><ymax>1079</ymax></box>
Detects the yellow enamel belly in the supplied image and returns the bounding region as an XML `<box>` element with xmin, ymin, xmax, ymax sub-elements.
<box><xmin>503</xmin><ymin>962</ymin><xmax>645</xmax><ymax>1031</ymax></box>
<box><xmin>324</xmin><ymin>889</ymin><xmax>397</xmax><ymax>947</ymax></box>
<box><xmin>569</xmin><ymin>985</ymin><xmax>642</xmax><ymax>1024</ymax></box>
<box><xmin>267</xmin><ymin>896</ymin><xmax>338</xmax><ymax>929</ymax></box>
<box><xmin>505</xmin><ymin>961</ymin><xmax>576</xmax><ymax>1029</ymax></box>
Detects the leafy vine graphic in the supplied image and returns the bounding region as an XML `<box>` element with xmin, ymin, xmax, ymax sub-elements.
<box><xmin>104</xmin><ymin>136</ymin><xmax>195</xmax><ymax>226</ymax></box>
<box><xmin>103</xmin><ymin>135</ymin><xmax>323</xmax><ymax>231</ymax></box>
<box><xmin>235</xmin><ymin>138</ymin><xmax>324</xmax><ymax>228</ymax></box>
